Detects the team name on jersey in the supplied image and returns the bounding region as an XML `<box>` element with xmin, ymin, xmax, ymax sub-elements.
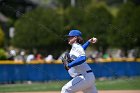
<box><xmin>71</xmin><ymin>46</ymin><xmax>84</xmax><ymax>55</ymax></box>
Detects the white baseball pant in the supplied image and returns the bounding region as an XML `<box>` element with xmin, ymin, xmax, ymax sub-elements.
<box><xmin>61</xmin><ymin>72</ymin><xmax>98</xmax><ymax>93</ymax></box>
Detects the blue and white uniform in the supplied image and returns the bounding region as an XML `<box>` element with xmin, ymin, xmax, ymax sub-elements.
<box><xmin>68</xmin><ymin>42</ymin><xmax>91</xmax><ymax>77</ymax></box>
<box><xmin>61</xmin><ymin>40</ymin><xmax>98</xmax><ymax>93</ymax></box>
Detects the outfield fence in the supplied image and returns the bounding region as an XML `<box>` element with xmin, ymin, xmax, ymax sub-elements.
<box><xmin>0</xmin><ymin>61</ymin><xmax>140</xmax><ymax>83</ymax></box>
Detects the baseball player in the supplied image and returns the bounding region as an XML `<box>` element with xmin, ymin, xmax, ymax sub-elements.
<box><xmin>61</xmin><ymin>30</ymin><xmax>98</xmax><ymax>93</ymax></box>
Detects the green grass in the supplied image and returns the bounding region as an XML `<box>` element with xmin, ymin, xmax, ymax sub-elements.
<box><xmin>96</xmin><ymin>77</ymin><xmax>140</xmax><ymax>90</ymax></box>
<box><xmin>0</xmin><ymin>77</ymin><xmax>140</xmax><ymax>92</ymax></box>
<box><xmin>0</xmin><ymin>81</ymin><xmax>66</xmax><ymax>92</ymax></box>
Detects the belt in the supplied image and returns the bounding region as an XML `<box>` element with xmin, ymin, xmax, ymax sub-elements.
<box><xmin>86</xmin><ymin>70</ymin><xmax>92</xmax><ymax>73</ymax></box>
<box><xmin>78</xmin><ymin>70</ymin><xmax>92</xmax><ymax>76</ymax></box>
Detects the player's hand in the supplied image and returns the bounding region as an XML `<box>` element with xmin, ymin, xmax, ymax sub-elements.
<box><xmin>88</xmin><ymin>37</ymin><xmax>97</xmax><ymax>44</ymax></box>
<box><xmin>64</xmin><ymin>64</ymin><xmax>70</xmax><ymax>70</ymax></box>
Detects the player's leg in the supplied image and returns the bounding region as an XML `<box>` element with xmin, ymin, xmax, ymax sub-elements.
<box><xmin>61</xmin><ymin>73</ymin><xmax>95</xmax><ymax>93</ymax></box>
<box><xmin>82</xmin><ymin>72</ymin><xmax>98</xmax><ymax>93</ymax></box>
<box><xmin>61</xmin><ymin>75</ymin><xmax>87</xmax><ymax>93</ymax></box>
<box><xmin>82</xmin><ymin>84</ymin><xmax>98</xmax><ymax>93</ymax></box>
<box><xmin>61</xmin><ymin>80</ymin><xmax>75</xmax><ymax>93</ymax></box>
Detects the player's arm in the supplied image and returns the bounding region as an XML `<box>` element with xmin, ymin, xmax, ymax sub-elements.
<box><xmin>82</xmin><ymin>41</ymin><xmax>90</xmax><ymax>50</ymax></box>
<box><xmin>82</xmin><ymin>37</ymin><xmax>97</xmax><ymax>50</ymax></box>
<box><xmin>67</xmin><ymin>55</ymin><xmax>86</xmax><ymax>68</ymax></box>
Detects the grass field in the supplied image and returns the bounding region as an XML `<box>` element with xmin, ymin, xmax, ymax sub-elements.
<box><xmin>0</xmin><ymin>77</ymin><xmax>140</xmax><ymax>92</ymax></box>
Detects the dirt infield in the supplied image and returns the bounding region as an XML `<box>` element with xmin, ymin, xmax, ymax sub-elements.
<box><xmin>8</xmin><ymin>90</ymin><xmax>140</xmax><ymax>93</ymax></box>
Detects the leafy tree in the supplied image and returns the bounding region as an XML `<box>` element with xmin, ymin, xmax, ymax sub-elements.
<box><xmin>131</xmin><ymin>0</ymin><xmax>140</xmax><ymax>5</ymax></box>
<box><xmin>76</xmin><ymin>0</ymin><xmax>92</xmax><ymax>8</ymax></box>
<box><xmin>125</xmin><ymin>6</ymin><xmax>140</xmax><ymax>57</ymax></box>
<box><xmin>0</xmin><ymin>27</ymin><xmax>4</xmax><ymax>47</ymax></box>
<box><xmin>128</xmin><ymin>6</ymin><xmax>140</xmax><ymax>47</ymax></box>
<box><xmin>63</xmin><ymin>7</ymin><xmax>85</xmax><ymax>34</ymax></box>
<box><xmin>57</xmin><ymin>0</ymin><xmax>71</xmax><ymax>8</ymax></box>
<box><xmin>0</xmin><ymin>0</ymin><xmax>36</xmax><ymax>19</ymax></box>
<box><xmin>0</xmin><ymin>0</ymin><xmax>37</xmax><ymax>47</ymax></box>
<box><xmin>0</xmin><ymin>48</ymin><xmax>7</xmax><ymax>60</ymax></box>
<box><xmin>106</xmin><ymin>0</ymin><xmax>125</xmax><ymax>6</ymax></box>
<box><xmin>84</xmin><ymin>5</ymin><xmax>113</xmax><ymax>52</ymax></box>
<box><xmin>107</xmin><ymin>2</ymin><xmax>140</xmax><ymax>56</ymax></box>
<box><xmin>107</xmin><ymin>2</ymin><xmax>135</xmax><ymax>49</ymax></box>
<box><xmin>57</xmin><ymin>0</ymin><xmax>92</xmax><ymax>8</ymax></box>
<box><xmin>12</xmin><ymin>7</ymin><xmax>65</xmax><ymax>58</ymax></box>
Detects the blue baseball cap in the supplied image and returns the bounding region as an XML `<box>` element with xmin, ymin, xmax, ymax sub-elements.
<box><xmin>67</xmin><ymin>30</ymin><xmax>82</xmax><ymax>37</ymax></box>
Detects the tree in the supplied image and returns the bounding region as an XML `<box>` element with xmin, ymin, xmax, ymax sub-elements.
<box><xmin>84</xmin><ymin>4</ymin><xmax>113</xmax><ymax>52</ymax></box>
<box><xmin>12</xmin><ymin>7</ymin><xmax>65</xmax><ymax>58</ymax></box>
<box><xmin>0</xmin><ymin>48</ymin><xmax>7</xmax><ymax>60</ymax></box>
<box><xmin>0</xmin><ymin>27</ymin><xmax>4</xmax><ymax>47</ymax></box>
<box><xmin>131</xmin><ymin>0</ymin><xmax>140</xmax><ymax>5</ymax></box>
<box><xmin>57</xmin><ymin>0</ymin><xmax>92</xmax><ymax>8</ymax></box>
<box><xmin>58</xmin><ymin>0</ymin><xmax>71</xmax><ymax>8</ymax></box>
<box><xmin>125</xmin><ymin>6</ymin><xmax>140</xmax><ymax>57</ymax></box>
<box><xmin>107</xmin><ymin>2</ymin><xmax>139</xmax><ymax>56</ymax></box>
<box><xmin>107</xmin><ymin>2</ymin><xmax>135</xmax><ymax>49</ymax></box>
<box><xmin>128</xmin><ymin>6</ymin><xmax>140</xmax><ymax>47</ymax></box>
<box><xmin>0</xmin><ymin>0</ymin><xmax>36</xmax><ymax>19</ymax></box>
<box><xmin>63</xmin><ymin>7</ymin><xmax>85</xmax><ymax>34</ymax></box>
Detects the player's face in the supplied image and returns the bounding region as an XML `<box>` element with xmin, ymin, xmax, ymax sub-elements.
<box><xmin>68</xmin><ymin>36</ymin><xmax>77</xmax><ymax>45</ymax></box>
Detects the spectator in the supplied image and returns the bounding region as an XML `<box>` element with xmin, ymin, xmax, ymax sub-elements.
<box><xmin>35</xmin><ymin>53</ymin><xmax>42</xmax><ymax>60</ymax></box>
<box><xmin>103</xmin><ymin>53</ymin><xmax>110</xmax><ymax>59</ymax></box>
<box><xmin>26</xmin><ymin>54</ymin><xmax>35</xmax><ymax>63</ymax></box>
<box><xmin>14</xmin><ymin>51</ymin><xmax>26</xmax><ymax>62</ymax></box>
<box><xmin>45</xmin><ymin>54</ymin><xmax>54</xmax><ymax>63</ymax></box>
<box><xmin>7</xmin><ymin>49</ymin><xmax>16</xmax><ymax>60</ymax></box>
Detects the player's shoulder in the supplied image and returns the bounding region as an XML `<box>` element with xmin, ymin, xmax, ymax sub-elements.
<box><xmin>73</xmin><ymin>43</ymin><xmax>82</xmax><ymax>47</ymax></box>
<box><xmin>73</xmin><ymin>43</ymin><xmax>84</xmax><ymax>51</ymax></box>
<box><xmin>71</xmin><ymin>43</ymin><xmax>85</xmax><ymax>56</ymax></box>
